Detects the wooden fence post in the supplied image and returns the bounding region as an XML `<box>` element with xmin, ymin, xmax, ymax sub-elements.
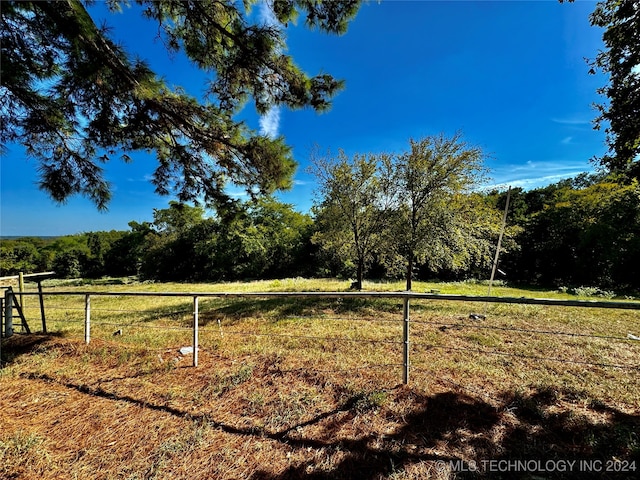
<box><xmin>84</xmin><ymin>294</ymin><xmax>91</xmax><ymax>344</ymax></box>
<box><xmin>402</xmin><ymin>296</ymin><xmax>410</xmax><ymax>385</ymax></box>
<box><xmin>18</xmin><ymin>272</ymin><xmax>25</xmax><ymax>309</ymax></box>
<box><xmin>193</xmin><ymin>296</ymin><xmax>199</xmax><ymax>367</ymax></box>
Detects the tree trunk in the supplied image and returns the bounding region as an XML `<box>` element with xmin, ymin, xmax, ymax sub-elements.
<box><xmin>405</xmin><ymin>253</ymin><xmax>413</xmax><ymax>291</ymax></box>
<box><xmin>355</xmin><ymin>259</ymin><xmax>364</xmax><ymax>291</ymax></box>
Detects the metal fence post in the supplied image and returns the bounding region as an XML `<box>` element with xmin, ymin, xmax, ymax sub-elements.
<box><xmin>84</xmin><ymin>294</ymin><xmax>91</xmax><ymax>344</ymax></box>
<box><xmin>4</xmin><ymin>290</ymin><xmax>13</xmax><ymax>338</ymax></box>
<box><xmin>37</xmin><ymin>281</ymin><xmax>47</xmax><ymax>333</ymax></box>
<box><xmin>403</xmin><ymin>296</ymin><xmax>410</xmax><ymax>384</ymax></box>
<box><xmin>193</xmin><ymin>296</ymin><xmax>199</xmax><ymax>367</ymax></box>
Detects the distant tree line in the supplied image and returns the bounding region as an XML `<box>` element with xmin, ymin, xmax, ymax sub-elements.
<box><xmin>0</xmin><ymin>197</ymin><xmax>315</xmax><ymax>282</ymax></box>
<box><xmin>2</xmin><ymin>172</ymin><xmax>639</xmax><ymax>293</ymax></box>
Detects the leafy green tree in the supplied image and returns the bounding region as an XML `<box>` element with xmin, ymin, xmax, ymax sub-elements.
<box><xmin>138</xmin><ymin>202</ymin><xmax>211</xmax><ymax>280</ymax></box>
<box><xmin>134</xmin><ymin>197</ymin><xmax>313</xmax><ymax>281</ymax></box>
<box><xmin>0</xmin><ymin>232</ymin><xmax>127</xmax><ymax>278</ymax></box>
<box><xmin>554</xmin><ymin>180</ymin><xmax>640</xmax><ymax>289</ymax></box>
<box><xmin>389</xmin><ymin>134</ymin><xmax>489</xmax><ymax>290</ymax></box>
<box><xmin>246</xmin><ymin>197</ymin><xmax>314</xmax><ymax>278</ymax></box>
<box><xmin>45</xmin><ymin>234</ymin><xmax>90</xmax><ymax>257</ymax></box>
<box><xmin>83</xmin><ymin>230</ymin><xmax>127</xmax><ymax>277</ymax></box>
<box><xmin>588</xmin><ymin>0</ymin><xmax>640</xmax><ymax>178</ymax></box>
<box><xmin>33</xmin><ymin>234</ymin><xmax>87</xmax><ymax>277</ymax></box>
<box><xmin>197</xmin><ymin>197</ymin><xmax>313</xmax><ymax>280</ymax></box>
<box><xmin>52</xmin><ymin>249</ymin><xmax>85</xmax><ymax>278</ymax></box>
<box><xmin>1</xmin><ymin>0</ymin><xmax>360</xmax><ymax>208</ymax></box>
<box><xmin>0</xmin><ymin>240</ymin><xmax>41</xmax><ymax>275</ymax></box>
<box><xmin>500</xmin><ymin>177</ymin><xmax>640</xmax><ymax>291</ymax></box>
<box><xmin>443</xmin><ymin>193</ymin><xmax>516</xmax><ymax>281</ymax></box>
<box><xmin>201</xmin><ymin>204</ymin><xmax>267</xmax><ymax>280</ymax></box>
<box><xmin>583</xmin><ymin>181</ymin><xmax>640</xmax><ymax>289</ymax></box>
<box><xmin>103</xmin><ymin>222</ymin><xmax>153</xmax><ymax>277</ymax></box>
<box><xmin>311</xmin><ymin>150</ymin><xmax>397</xmax><ymax>290</ymax></box>
<box><xmin>152</xmin><ymin>201</ymin><xmax>207</xmax><ymax>236</ymax></box>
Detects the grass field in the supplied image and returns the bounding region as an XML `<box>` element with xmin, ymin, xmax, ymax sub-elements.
<box><xmin>1</xmin><ymin>278</ymin><xmax>639</xmax><ymax>479</ymax></box>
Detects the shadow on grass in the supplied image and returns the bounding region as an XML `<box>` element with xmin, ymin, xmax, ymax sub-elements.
<box><xmin>21</xmin><ymin>370</ymin><xmax>640</xmax><ymax>480</ymax></box>
<box><xmin>95</xmin><ymin>294</ymin><xmax>506</xmax><ymax>329</ymax></box>
<box><xmin>125</xmin><ymin>297</ymin><xmax>362</xmax><ymax>328</ymax></box>
<box><xmin>197</xmin><ymin>297</ymin><xmax>403</xmax><ymax>327</ymax></box>
<box><xmin>0</xmin><ymin>333</ymin><xmax>65</xmax><ymax>365</ymax></box>
<box><xmin>251</xmin><ymin>386</ymin><xmax>640</xmax><ymax>480</ymax></box>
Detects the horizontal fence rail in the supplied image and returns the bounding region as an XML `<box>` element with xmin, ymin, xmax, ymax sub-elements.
<box><xmin>3</xmin><ymin>290</ymin><xmax>640</xmax><ymax>385</ymax></box>
<box><xmin>7</xmin><ymin>289</ymin><xmax>640</xmax><ymax>314</ymax></box>
<box><xmin>0</xmin><ymin>271</ymin><xmax>56</xmax><ymax>282</ymax></box>
<box><xmin>10</xmin><ymin>289</ymin><xmax>640</xmax><ymax>309</ymax></box>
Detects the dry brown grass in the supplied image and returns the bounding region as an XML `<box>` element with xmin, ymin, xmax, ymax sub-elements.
<box><xmin>1</xmin><ymin>279</ymin><xmax>639</xmax><ymax>479</ymax></box>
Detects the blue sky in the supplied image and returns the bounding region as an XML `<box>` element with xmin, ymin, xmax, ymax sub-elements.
<box><xmin>1</xmin><ymin>0</ymin><xmax>608</xmax><ymax>236</ymax></box>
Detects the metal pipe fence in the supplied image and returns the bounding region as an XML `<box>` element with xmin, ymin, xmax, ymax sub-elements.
<box><xmin>3</xmin><ymin>290</ymin><xmax>640</xmax><ymax>385</ymax></box>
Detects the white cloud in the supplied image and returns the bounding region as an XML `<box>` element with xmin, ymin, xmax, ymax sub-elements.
<box><xmin>226</xmin><ymin>188</ymin><xmax>250</xmax><ymax>199</ymax></box>
<box><xmin>258</xmin><ymin>0</ymin><xmax>278</xmax><ymax>25</ymax></box>
<box><xmin>485</xmin><ymin>160</ymin><xmax>594</xmax><ymax>191</ymax></box>
<box><xmin>259</xmin><ymin>106</ymin><xmax>281</xmax><ymax>139</ymax></box>
<box><xmin>258</xmin><ymin>1</ymin><xmax>281</xmax><ymax>139</ymax></box>
<box><xmin>486</xmin><ymin>172</ymin><xmax>587</xmax><ymax>191</ymax></box>
<box><xmin>509</xmin><ymin>160</ymin><xmax>586</xmax><ymax>173</ymax></box>
<box><xmin>551</xmin><ymin>117</ymin><xmax>591</xmax><ymax>126</ymax></box>
<box><xmin>561</xmin><ymin>136</ymin><xmax>573</xmax><ymax>145</ymax></box>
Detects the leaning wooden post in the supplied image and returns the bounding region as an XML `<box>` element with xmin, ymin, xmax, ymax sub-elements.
<box><xmin>402</xmin><ymin>296</ymin><xmax>410</xmax><ymax>385</ymax></box>
<box><xmin>193</xmin><ymin>296</ymin><xmax>199</xmax><ymax>367</ymax></box>
<box><xmin>84</xmin><ymin>294</ymin><xmax>91</xmax><ymax>344</ymax></box>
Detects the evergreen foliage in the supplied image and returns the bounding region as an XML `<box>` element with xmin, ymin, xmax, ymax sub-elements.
<box><xmin>0</xmin><ymin>0</ymin><xmax>360</xmax><ymax>208</ymax></box>
<box><xmin>588</xmin><ymin>0</ymin><xmax>640</xmax><ymax>178</ymax></box>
